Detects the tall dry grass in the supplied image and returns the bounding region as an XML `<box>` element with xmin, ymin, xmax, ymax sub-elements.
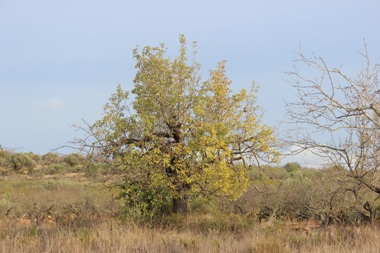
<box><xmin>0</xmin><ymin>220</ymin><xmax>380</xmax><ymax>252</ymax></box>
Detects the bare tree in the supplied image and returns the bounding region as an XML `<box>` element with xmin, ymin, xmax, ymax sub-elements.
<box><xmin>286</xmin><ymin>43</ymin><xmax>380</xmax><ymax>223</ymax></box>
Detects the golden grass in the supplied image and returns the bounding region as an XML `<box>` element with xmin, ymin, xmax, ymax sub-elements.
<box><xmin>0</xmin><ymin>221</ymin><xmax>380</xmax><ymax>253</ymax></box>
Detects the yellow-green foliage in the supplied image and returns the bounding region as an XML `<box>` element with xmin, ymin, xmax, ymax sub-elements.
<box><xmin>82</xmin><ymin>35</ymin><xmax>279</xmax><ymax>216</ymax></box>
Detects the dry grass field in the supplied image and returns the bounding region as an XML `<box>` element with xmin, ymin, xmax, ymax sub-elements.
<box><xmin>1</xmin><ymin>174</ymin><xmax>380</xmax><ymax>253</ymax></box>
<box><xmin>1</xmin><ymin>217</ymin><xmax>380</xmax><ymax>252</ymax></box>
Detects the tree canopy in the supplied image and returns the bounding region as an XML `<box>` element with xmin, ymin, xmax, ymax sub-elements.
<box><xmin>77</xmin><ymin>35</ymin><xmax>279</xmax><ymax>217</ymax></box>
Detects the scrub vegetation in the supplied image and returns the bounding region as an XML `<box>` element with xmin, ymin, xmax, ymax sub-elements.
<box><xmin>0</xmin><ymin>150</ymin><xmax>379</xmax><ymax>252</ymax></box>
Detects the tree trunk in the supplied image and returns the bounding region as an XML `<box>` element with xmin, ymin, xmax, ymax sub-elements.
<box><xmin>165</xmin><ymin>118</ymin><xmax>189</xmax><ymax>214</ymax></box>
<box><xmin>173</xmin><ymin>196</ymin><xmax>188</xmax><ymax>213</ymax></box>
<box><xmin>363</xmin><ymin>201</ymin><xmax>376</xmax><ymax>224</ymax></box>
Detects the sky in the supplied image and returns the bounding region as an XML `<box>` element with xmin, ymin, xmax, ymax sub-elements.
<box><xmin>1</xmin><ymin>0</ymin><xmax>380</xmax><ymax>167</ymax></box>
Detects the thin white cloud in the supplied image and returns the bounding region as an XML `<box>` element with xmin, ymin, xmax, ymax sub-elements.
<box><xmin>34</xmin><ymin>99</ymin><xmax>68</xmax><ymax>111</ymax></box>
<box><xmin>47</xmin><ymin>99</ymin><xmax>67</xmax><ymax>110</ymax></box>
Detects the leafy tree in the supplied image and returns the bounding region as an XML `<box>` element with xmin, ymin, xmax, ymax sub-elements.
<box><xmin>76</xmin><ymin>35</ymin><xmax>279</xmax><ymax>217</ymax></box>
<box><xmin>286</xmin><ymin>43</ymin><xmax>380</xmax><ymax>223</ymax></box>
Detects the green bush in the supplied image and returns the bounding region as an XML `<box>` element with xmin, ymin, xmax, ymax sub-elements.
<box><xmin>118</xmin><ymin>180</ymin><xmax>172</xmax><ymax>223</ymax></box>
<box><xmin>27</xmin><ymin>152</ymin><xmax>42</xmax><ymax>163</ymax></box>
<box><xmin>42</xmin><ymin>153</ymin><xmax>61</xmax><ymax>165</ymax></box>
<box><xmin>64</xmin><ymin>153</ymin><xmax>84</xmax><ymax>167</ymax></box>
<box><xmin>284</xmin><ymin>162</ymin><xmax>301</xmax><ymax>174</ymax></box>
<box><xmin>0</xmin><ymin>156</ymin><xmax>10</xmax><ymax>169</ymax></box>
<box><xmin>10</xmin><ymin>153</ymin><xmax>36</xmax><ymax>171</ymax></box>
<box><xmin>48</xmin><ymin>164</ymin><xmax>66</xmax><ymax>174</ymax></box>
<box><xmin>0</xmin><ymin>149</ymin><xmax>11</xmax><ymax>160</ymax></box>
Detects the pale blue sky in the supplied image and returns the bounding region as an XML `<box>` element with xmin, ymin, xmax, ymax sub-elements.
<box><xmin>1</xmin><ymin>0</ymin><xmax>380</xmax><ymax>165</ymax></box>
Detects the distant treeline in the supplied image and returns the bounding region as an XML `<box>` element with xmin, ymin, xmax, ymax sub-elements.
<box><xmin>0</xmin><ymin>147</ymin><xmax>118</xmax><ymax>178</ymax></box>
